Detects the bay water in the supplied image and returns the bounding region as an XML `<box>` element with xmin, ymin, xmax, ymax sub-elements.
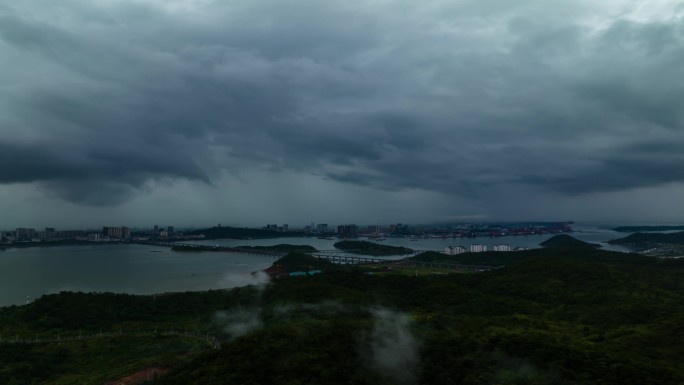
<box><xmin>0</xmin><ymin>226</ymin><xmax>632</xmax><ymax>306</ymax></box>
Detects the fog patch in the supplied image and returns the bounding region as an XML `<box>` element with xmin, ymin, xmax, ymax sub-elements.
<box><xmin>218</xmin><ymin>271</ymin><xmax>270</xmax><ymax>290</ymax></box>
<box><xmin>214</xmin><ymin>308</ymin><xmax>263</xmax><ymax>340</ymax></box>
<box><xmin>369</xmin><ymin>308</ymin><xmax>419</xmax><ymax>384</ymax></box>
<box><xmin>272</xmin><ymin>300</ymin><xmax>348</xmax><ymax>318</ymax></box>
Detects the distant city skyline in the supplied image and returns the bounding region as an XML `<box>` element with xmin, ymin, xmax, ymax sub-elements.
<box><xmin>2</xmin><ymin>1</ymin><xmax>684</xmax><ymax>227</ymax></box>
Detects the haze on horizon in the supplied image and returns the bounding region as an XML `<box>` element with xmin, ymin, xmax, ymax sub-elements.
<box><xmin>1</xmin><ymin>0</ymin><xmax>684</xmax><ymax>229</ymax></box>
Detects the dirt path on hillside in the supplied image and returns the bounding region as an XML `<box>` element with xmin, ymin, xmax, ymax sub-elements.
<box><xmin>104</xmin><ymin>366</ymin><xmax>169</xmax><ymax>385</ymax></box>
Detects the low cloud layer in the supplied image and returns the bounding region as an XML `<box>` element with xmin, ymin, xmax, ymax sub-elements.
<box><xmin>1</xmin><ymin>1</ymin><xmax>683</xmax><ymax>222</ymax></box>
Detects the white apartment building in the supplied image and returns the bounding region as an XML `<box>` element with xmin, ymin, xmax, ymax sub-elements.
<box><xmin>493</xmin><ymin>244</ymin><xmax>512</xmax><ymax>252</ymax></box>
<box><xmin>470</xmin><ymin>244</ymin><xmax>487</xmax><ymax>253</ymax></box>
<box><xmin>444</xmin><ymin>245</ymin><xmax>467</xmax><ymax>255</ymax></box>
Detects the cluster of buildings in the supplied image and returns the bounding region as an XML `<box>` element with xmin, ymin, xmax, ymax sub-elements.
<box><xmin>0</xmin><ymin>224</ymin><xmax>183</xmax><ymax>244</ymax></box>
<box><xmin>444</xmin><ymin>244</ymin><xmax>528</xmax><ymax>255</ymax></box>
<box><xmin>265</xmin><ymin>224</ymin><xmax>289</xmax><ymax>232</ymax></box>
<box><xmin>1</xmin><ymin>226</ymin><xmax>131</xmax><ymax>243</ymax></box>
<box><xmin>151</xmin><ymin>225</ymin><xmax>176</xmax><ymax>238</ymax></box>
<box><xmin>264</xmin><ymin>222</ymin><xmax>414</xmax><ymax>236</ymax></box>
<box><xmin>263</xmin><ymin>221</ymin><xmax>573</xmax><ymax>239</ymax></box>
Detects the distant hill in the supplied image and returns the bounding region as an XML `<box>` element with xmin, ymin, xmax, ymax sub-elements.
<box><xmin>540</xmin><ymin>234</ymin><xmax>601</xmax><ymax>249</ymax></box>
<box><xmin>185</xmin><ymin>226</ymin><xmax>304</xmax><ymax>240</ymax></box>
<box><xmin>334</xmin><ymin>240</ymin><xmax>413</xmax><ymax>256</ymax></box>
<box><xmin>410</xmin><ymin>250</ymin><xmax>531</xmax><ymax>267</ymax></box>
<box><xmin>411</xmin><ymin>247</ymin><xmax>650</xmax><ymax>267</ymax></box>
<box><xmin>265</xmin><ymin>252</ymin><xmax>347</xmax><ymax>274</ymax></box>
<box><xmin>613</xmin><ymin>225</ymin><xmax>684</xmax><ymax>232</ymax></box>
<box><xmin>238</xmin><ymin>244</ymin><xmax>317</xmax><ymax>253</ymax></box>
<box><xmin>608</xmin><ymin>231</ymin><xmax>684</xmax><ymax>245</ymax></box>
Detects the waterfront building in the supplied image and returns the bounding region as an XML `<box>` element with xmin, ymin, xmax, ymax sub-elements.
<box><xmin>56</xmin><ymin>230</ymin><xmax>86</xmax><ymax>239</ymax></box>
<box><xmin>470</xmin><ymin>244</ymin><xmax>487</xmax><ymax>253</ymax></box>
<box><xmin>102</xmin><ymin>226</ymin><xmax>131</xmax><ymax>239</ymax></box>
<box><xmin>445</xmin><ymin>245</ymin><xmax>467</xmax><ymax>255</ymax></box>
<box><xmin>337</xmin><ymin>224</ymin><xmax>358</xmax><ymax>236</ymax></box>
<box><xmin>15</xmin><ymin>228</ymin><xmax>36</xmax><ymax>241</ymax></box>
<box><xmin>493</xmin><ymin>244</ymin><xmax>512</xmax><ymax>252</ymax></box>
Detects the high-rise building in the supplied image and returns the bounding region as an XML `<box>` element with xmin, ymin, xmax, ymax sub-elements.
<box><xmin>445</xmin><ymin>245</ymin><xmax>467</xmax><ymax>255</ymax></box>
<box><xmin>493</xmin><ymin>244</ymin><xmax>511</xmax><ymax>252</ymax></box>
<box><xmin>167</xmin><ymin>226</ymin><xmax>174</xmax><ymax>234</ymax></box>
<box><xmin>103</xmin><ymin>227</ymin><xmax>130</xmax><ymax>239</ymax></box>
<box><xmin>15</xmin><ymin>228</ymin><xmax>36</xmax><ymax>241</ymax></box>
<box><xmin>470</xmin><ymin>244</ymin><xmax>487</xmax><ymax>253</ymax></box>
<box><xmin>337</xmin><ymin>224</ymin><xmax>358</xmax><ymax>236</ymax></box>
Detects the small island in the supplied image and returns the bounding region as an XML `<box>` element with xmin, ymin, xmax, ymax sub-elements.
<box><xmin>333</xmin><ymin>240</ymin><xmax>413</xmax><ymax>256</ymax></box>
<box><xmin>185</xmin><ymin>226</ymin><xmax>305</xmax><ymax>240</ymax></box>
<box><xmin>612</xmin><ymin>225</ymin><xmax>684</xmax><ymax>233</ymax></box>
<box><xmin>539</xmin><ymin>234</ymin><xmax>601</xmax><ymax>249</ymax></box>
<box><xmin>171</xmin><ymin>243</ymin><xmax>316</xmax><ymax>253</ymax></box>
<box><xmin>237</xmin><ymin>244</ymin><xmax>317</xmax><ymax>253</ymax></box>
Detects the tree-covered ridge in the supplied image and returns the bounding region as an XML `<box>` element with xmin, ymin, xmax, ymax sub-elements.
<box><xmin>613</xmin><ymin>225</ymin><xmax>684</xmax><ymax>232</ymax></box>
<box><xmin>237</xmin><ymin>244</ymin><xmax>317</xmax><ymax>253</ymax></box>
<box><xmin>2</xmin><ymin>247</ymin><xmax>684</xmax><ymax>384</ymax></box>
<box><xmin>334</xmin><ymin>240</ymin><xmax>413</xmax><ymax>256</ymax></box>
<box><xmin>539</xmin><ymin>234</ymin><xmax>601</xmax><ymax>248</ymax></box>
<box><xmin>185</xmin><ymin>226</ymin><xmax>304</xmax><ymax>239</ymax></box>
<box><xmin>268</xmin><ymin>252</ymin><xmax>347</xmax><ymax>272</ymax></box>
<box><xmin>410</xmin><ymin>250</ymin><xmax>530</xmax><ymax>267</ymax></box>
<box><xmin>609</xmin><ymin>231</ymin><xmax>684</xmax><ymax>245</ymax></box>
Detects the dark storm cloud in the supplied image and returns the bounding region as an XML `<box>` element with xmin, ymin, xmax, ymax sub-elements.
<box><xmin>1</xmin><ymin>0</ymin><xmax>684</xmax><ymax>205</ymax></box>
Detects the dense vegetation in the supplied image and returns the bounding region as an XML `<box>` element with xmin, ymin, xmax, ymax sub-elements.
<box><xmin>334</xmin><ymin>240</ymin><xmax>413</xmax><ymax>256</ymax></box>
<box><xmin>540</xmin><ymin>234</ymin><xmax>600</xmax><ymax>249</ymax></box>
<box><xmin>411</xmin><ymin>250</ymin><xmax>532</xmax><ymax>267</ymax></box>
<box><xmin>270</xmin><ymin>252</ymin><xmax>348</xmax><ymax>272</ymax></box>
<box><xmin>609</xmin><ymin>231</ymin><xmax>684</xmax><ymax>246</ymax></box>
<box><xmin>237</xmin><ymin>244</ymin><xmax>317</xmax><ymax>253</ymax></box>
<box><xmin>613</xmin><ymin>225</ymin><xmax>684</xmax><ymax>232</ymax></box>
<box><xmin>2</xmin><ymin>243</ymin><xmax>684</xmax><ymax>384</ymax></box>
<box><xmin>185</xmin><ymin>226</ymin><xmax>304</xmax><ymax>240</ymax></box>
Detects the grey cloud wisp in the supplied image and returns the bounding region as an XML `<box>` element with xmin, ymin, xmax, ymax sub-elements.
<box><xmin>1</xmin><ymin>0</ymin><xmax>684</xmax><ymax>206</ymax></box>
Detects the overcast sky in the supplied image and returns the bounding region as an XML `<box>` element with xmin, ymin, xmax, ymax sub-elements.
<box><xmin>1</xmin><ymin>0</ymin><xmax>684</xmax><ymax>229</ymax></box>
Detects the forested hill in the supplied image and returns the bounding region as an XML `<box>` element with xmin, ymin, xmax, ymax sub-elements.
<box><xmin>609</xmin><ymin>231</ymin><xmax>684</xmax><ymax>245</ymax></box>
<box><xmin>333</xmin><ymin>240</ymin><xmax>413</xmax><ymax>256</ymax></box>
<box><xmin>185</xmin><ymin>226</ymin><xmax>304</xmax><ymax>239</ymax></box>
<box><xmin>613</xmin><ymin>225</ymin><xmax>684</xmax><ymax>232</ymax></box>
<box><xmin>539</xmin><ymin>234</ymin><xmax>601</xmax><ymax>248</ymax></box>
<box><xmin>2</xmin><ymin>247</ymin><xmax>684</xmax><ymax>384</ymax></box>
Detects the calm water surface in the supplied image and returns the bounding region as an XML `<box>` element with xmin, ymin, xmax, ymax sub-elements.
<box><xmin>0</xmin><ymin>244</ymin><xmax>277</xmax><ymax>306</ymax></box>
<box><xmin>0</xmin><ymin>226</ymin><xmax>632</xmax><ymax>306</ymax></box>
